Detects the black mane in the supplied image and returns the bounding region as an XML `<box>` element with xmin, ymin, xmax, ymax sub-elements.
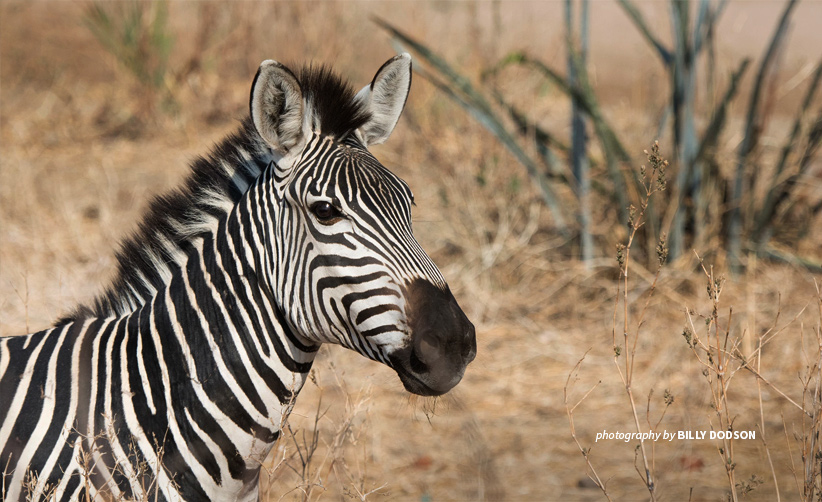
<box><xmin>298</xmin><ymin>64</ymin><xmax>371</xmax><ymax>138</ymax></box>
<box><xmin>58</xmin><ymin>64</ymin><xmax>371</xmax><ymax>325</ymax></box>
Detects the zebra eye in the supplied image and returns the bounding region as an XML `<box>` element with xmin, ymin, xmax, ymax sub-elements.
<box><xmin>310</xmin><ymin>201</ymin><xmax>342</xmax><ymax>223</ymax></box>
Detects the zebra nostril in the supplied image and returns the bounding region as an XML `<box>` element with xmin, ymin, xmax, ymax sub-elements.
<box><xmin>416</xmin><ymin>331</ymin><xmax>442</xmax><ymax>367</ymax></box>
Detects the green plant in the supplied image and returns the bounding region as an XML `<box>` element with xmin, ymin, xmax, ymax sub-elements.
<box><xmin>84</xmin><ymin>0</ymin><xmax>174</xmax><ymax>114</ymax></box>
<box><xmin>376</xmin><ymin>2</ymin><xmax>822</xmax><ymax>272</ymax></box>
<box><xmin>618</xmin><ymin>0</ymin><xmax>821</xmax><ymax>271</ymax></box>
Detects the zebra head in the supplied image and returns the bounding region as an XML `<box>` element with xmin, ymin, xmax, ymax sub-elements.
<box><xmin>248</xmin><ymin>55</ymin><xmax>476</xmax><ymax>396</ymax></box>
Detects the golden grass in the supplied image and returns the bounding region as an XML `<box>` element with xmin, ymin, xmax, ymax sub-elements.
<box><xmin>2</xmin><ymin>2</ymin><xmax>822</xmax><ymax>501</ymax></box>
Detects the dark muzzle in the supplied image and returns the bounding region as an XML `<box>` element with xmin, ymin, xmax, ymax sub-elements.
<box><xmin>391</xmin><ymin>279</ymin><xmax>476</xmax><ymax>396</ymax></box>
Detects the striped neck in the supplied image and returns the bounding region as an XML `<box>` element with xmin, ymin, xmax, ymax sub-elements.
<box><xmin>130</xmin><ymin>177</ymin><xmax>319</xmax><ymax>499</ymax></box>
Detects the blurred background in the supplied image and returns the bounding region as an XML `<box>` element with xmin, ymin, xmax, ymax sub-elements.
<box><xmin>1</xmin><ymin>1</ymin><xmax>821</xmax><ymax>500</ymax></box>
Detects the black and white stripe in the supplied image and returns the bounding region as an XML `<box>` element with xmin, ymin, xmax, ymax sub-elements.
<box><xmin>1</xmin><ymin>54</ymin><xmax>476</xmax><ymax>501</ymax></box>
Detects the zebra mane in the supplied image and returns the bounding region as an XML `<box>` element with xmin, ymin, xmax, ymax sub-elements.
<box><xmin>296</xmin><ymin>64</ymin><xmax>371</xmax><ymax>138</ymax></box>
<box><xmin>58</xmin><ymin>64</ymin><xmax>371</xmax><ymax>325</ymax></box>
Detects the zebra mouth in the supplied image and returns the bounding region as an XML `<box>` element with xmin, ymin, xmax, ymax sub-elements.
<box><xmin>388</xmin><ymin>351</ymin><xmax>466</xmax><ymax>397</ymax></box>
<box><xmin>393</xmin><ymin>363</ymin><xmax>460</xmax><ymax>397</ymax></box>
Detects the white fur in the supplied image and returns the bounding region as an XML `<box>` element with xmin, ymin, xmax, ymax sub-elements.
<box><xmin>355</xmin><ymin>53</ymin><xmax>412</xmax><ymax>146</ymax></box>
<box><xmin>250</xmin><ymin>60</ymin><xmax>305</xmax><ymax>153</ymax></box>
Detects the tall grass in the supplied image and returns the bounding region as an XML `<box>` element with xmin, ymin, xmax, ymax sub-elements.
<box><xmin>566</xmin><ymin>0</ymin><xmax>593</xmax><ymax>266</ymax></box>
<box><xmin>565</xmin><ymin>141</ymin><xmax>670</xmax><ymax>501</ymax></box>
<box><xmin>565</xmin><ymin>142</ymin><xmax>822</xmax><ymax>501</ymax></box>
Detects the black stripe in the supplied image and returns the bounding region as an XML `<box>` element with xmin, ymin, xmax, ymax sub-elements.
<box><xmin>355</xmin><ymin>304</ymin><xmax>401</xmax><ymax>326</ymax></box>
<box><xmin>0</xmin><ymin>329</ymin><xmax>49</xmax><ymax>425</ymax></box>
<box><xmin>0</xmin><ymin>327</ymin><xmax>62</xmax><ymax>480</ymax></box>
<box><xmin>186</xmin><ymin>238</ymin><xmax>269</xmax><ymax>417</ymax></box>
<box><xmin>152</xmin><ymin>284</ymin><xmax>215</xmax><ymax>497</ymax></box>
<box><xmin>28</xmin><ymin>321</ymin><xmax>85</xmax><ymax>488</ymax></box>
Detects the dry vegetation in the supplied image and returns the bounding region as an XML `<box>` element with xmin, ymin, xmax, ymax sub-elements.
<box><xmin>2</xmin><ymin>2</ymin><xmax>822</xmax><ymax>501</ymax></box>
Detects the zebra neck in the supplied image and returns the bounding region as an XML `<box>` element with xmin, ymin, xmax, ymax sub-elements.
<box><xmin>168</xmin><ymin>207</ymin><xmax>320</xmax><ymax>414</ymax></box>
<box><xmin>140</xmin><ymin>204</ymin><xmax>320</xmax><ymax>492</ymax></box>
<box><xmin>51</xmin><ymin>199</ymin><xmax>320</xmax><ymax>500</ymax></box>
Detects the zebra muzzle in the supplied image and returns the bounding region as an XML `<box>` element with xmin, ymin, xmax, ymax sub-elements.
<box><xmin>392</xmin><ymin>279</ymin><xmax>476</xmax><ymax>396</ymax></box>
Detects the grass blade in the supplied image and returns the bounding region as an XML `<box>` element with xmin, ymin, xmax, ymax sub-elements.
<box><xmin>728</xmin><ymin>0</ymin><xmax>800</xmax><ymax>271</ymax></box>
<box><xmin>376</xmin><ymin>20</ymin><xmax>570</xmax><ymax>235</ymax></box>
<box><xmin>696</xmin><ymin>59</ymin><xmax>751</xmax><ymax>164</ymax></box>
<box><xmin>485</xmin><ymin>86</ymin><xmax>570</xmax><ymax>182</ymax></box>
<box><xmin>486</xmin><ymin>52</ymin><xmax>633</xmax><ymax>225</ymax></box>
<box><xmin>615</xmin><ymin>0</ymin><xmax>673</xmax><ymax>67</ymax></box>
<box><xmin>752</xmin><ymin>59</ymin><xmax>822</xmax><ymax>245</ymax></box>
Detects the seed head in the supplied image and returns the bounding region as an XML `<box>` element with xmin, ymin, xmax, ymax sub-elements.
<box><xmin>656</xmin><ymin>233</ymin><xmax>669</xmax><ymax>267</ymax></box>
<box><xmin>682</xmin><ymin>328</ymin><xmax>694</xmax><ymax>348</ymax></box>
<box><xmin>616</xmin><ymin>243</ymin><xmax>626</xmax><ymax>269</ymax></box>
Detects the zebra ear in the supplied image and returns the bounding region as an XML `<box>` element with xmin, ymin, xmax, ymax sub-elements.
<box><xmin>250</xmin><ymin>60</ymin><xmax>304</xmax><ymax>153</ymax></box>
<box><xmin>355</xmin><ymin>53</ymin><xmax>412</xmax><ymax>146</ymax></box>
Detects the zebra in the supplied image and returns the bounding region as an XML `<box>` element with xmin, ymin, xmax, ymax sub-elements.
<box><xmin>0</xmin><ymin>53</ymin><xmax>476</xmax><ymax>501</ymax></box>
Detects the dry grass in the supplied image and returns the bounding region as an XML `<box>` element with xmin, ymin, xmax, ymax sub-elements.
<box><xmin>2</xmin><ymin>2</ymin><xmax>822</xmax><ymax>501</ymax></box>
